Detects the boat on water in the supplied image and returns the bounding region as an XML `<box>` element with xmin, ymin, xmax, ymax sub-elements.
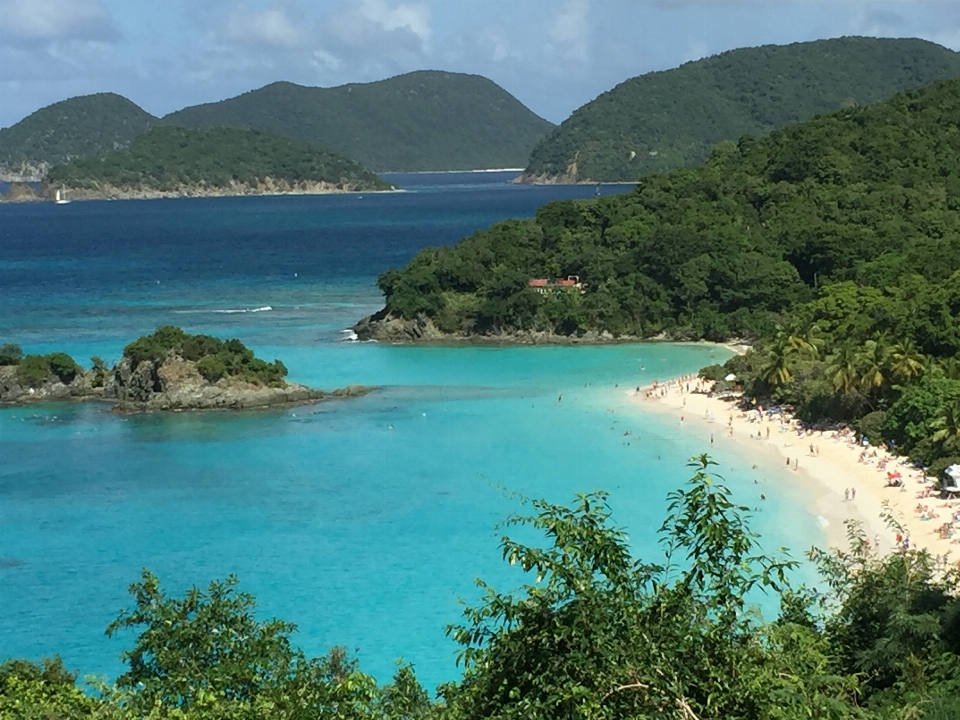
<box><xmin>54</xmin><ymin>189</ymin><xmax>70</xmax><ymax>205</ymax></box>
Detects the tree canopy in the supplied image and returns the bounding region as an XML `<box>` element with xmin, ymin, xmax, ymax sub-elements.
<box><xmin>0</xmin><ymin>93</ymin><xmax>157</xmax><ymax>180</ymax></box>
<box><xmin>523</xmin><ymin>37</ymin><xmax>960</xmax><ymax>182</ymax></box>
<box><xmin>45</xmin><ymin>127</ymin><xmax>392</xmax><ymax>193</ymax></box>
<box><xmin>3</xmin><ymin>457</ymin><xmax>960</xmax><ymax>718</ymax></box>
<box><xmin>161</xmin><ymin>71</ymin><xmax>555</xmax><ymax>172</ymax></box>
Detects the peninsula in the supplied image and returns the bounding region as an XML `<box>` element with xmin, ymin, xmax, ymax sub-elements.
<box><xmin>0</xmin><ymin>328</ymin><xmax>372</xmax><ymax>412</ymax></box>
<box><xmin>43</xmin><ymin>127</ymin><xmax>392</xmax><ymax>200</ymax></box>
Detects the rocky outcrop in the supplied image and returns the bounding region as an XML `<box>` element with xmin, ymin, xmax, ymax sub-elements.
<box><xmin>352</xmin><ymin>310</ymin><xmax>634</xmax><ymax>345</ymax></box>
<box><xmin>0</xmin><ymin>366</ymin><xmax>106</xmax><ymax>405</ymax></box>
<box><xmin>0</xmin><ymin>161</ymin><xmax>49</xmax><ymax>183</ymax></box>
<box><xmin>0</xmin><ymin>183</ymin><xmax>41</xmax><ymax>202</ymax></box>
<box><xmin>46</xmin><ymin>177</ymin><xmax>388</xmax><ymax>201</ymax></box>
<box><xmin>0</xmin><ymin>356</ymin><xmax>375</xmax><ymax>412</ymax></box>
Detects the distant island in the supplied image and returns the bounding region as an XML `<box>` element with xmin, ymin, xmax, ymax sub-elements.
<box><xmin>0</xmin><ymin>71</ymin><xmax>554</xmax><ymax>181</ymax></box>
<box><xmin>0</xmin><ymin>92</ymin><xmax>156</xmax><ymax>182</ymax></box>
<box><xmin>0</xmin><ymin>328</ymin><xmax>372</xmax><ymax>412</ymax></box>
<box><xmin>522</xmin><ymin>36</ymin><xmax>960</xmax><ymax>183</ymax></box>
<box><xmin>42</xmin><ymin>127</ymin><xmax>392</xmax><ymax>200</ymax></box>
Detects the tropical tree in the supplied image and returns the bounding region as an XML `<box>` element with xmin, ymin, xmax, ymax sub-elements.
<box><xmin>931</xmin><ymin>400</ymin><xmax>960</xmax><ymax>455</ymax></box>
<box><xmin>757</xmin><ymin>329</ymin><xmax>818</xmax><ymax>393</ymax></box>
<box><xmin>827</xmin><ymin>343</ymin><xmax>861</xmax><ymax>394</ymax></box>
<box><xmin>888</xmin><ymin>339</ymin><xmax>926</xmax><ymax>385</ymax></box>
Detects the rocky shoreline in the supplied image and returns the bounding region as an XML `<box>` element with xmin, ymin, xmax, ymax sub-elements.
<box><xmin>38</xmin><ymin>177</ymin><xmax>392</xmax><ymax>202</ymax></box>
<box><xmin>352</xmin><ymin>310</ymin><xmax>647</xmax><ymax>345</ymax></box>
<box><xmin>0</xmin><ymin>360</ymin><xmax>375</xmax><ymax>413</ymax></box>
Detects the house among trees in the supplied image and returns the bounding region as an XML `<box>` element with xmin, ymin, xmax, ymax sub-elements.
<box><xmin>527</xmin><ymin>276</ymin><xmax>585</xmax><ymax>294</ymax></box>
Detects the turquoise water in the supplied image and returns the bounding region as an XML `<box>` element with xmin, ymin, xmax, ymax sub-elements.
<box><xmin>0</xmin><ymin>174</ymin><xmax>825</xmax><ymax>690</ymax></box>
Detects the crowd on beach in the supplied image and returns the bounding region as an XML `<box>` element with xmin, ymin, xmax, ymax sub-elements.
<box><xmin>636</xmin><ymin>374</ymin><xmax>960</xmax><ymax>567</ymax></box>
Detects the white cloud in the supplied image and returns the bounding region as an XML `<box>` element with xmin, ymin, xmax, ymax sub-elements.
<box><xmin>325</xmin><ymin>0</ymin><xmax>431</xmax><ymax>52</ymax></box>
<box><xmin>0</xmin><ymin>0</ymin><xmax>117</xmax><ymax>44</ymax></box>
<box><xmin>222</xmin><ymin>5</ymin><xmax>305</xmax><ymax>50</ymax></box>
<box><xmin>549</xmin><ymin>0</ymin><xmax>590</xmax><ymax>62</ymax></box>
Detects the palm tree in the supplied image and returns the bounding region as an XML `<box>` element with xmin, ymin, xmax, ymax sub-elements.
<box><xmin>827</xmin><ymin>343</ymin><xmax>860</xmax><ymax>394</ymax></box>
<box><xmin>888</xmin><ymin>339</ymin><xmax>926</xmax><ymax>385</ymax></box>
<box><xmin>757</xmin><ymin>328</ymin><xmax>818</xmax><ymax>392</ymax></box>
<box><xmin>933</xmin><ymin>356</ymin><xmax>960</xmax><ymax>380</ymax></box>
<box><xmin>856</xmin><ymin>339</ymin><xmax>888</xmax><ymax>394</ymax></box>
<box><xmin>932</xmin><ymin>401</ymin><xmax>960</xmax><ymax>454</ymax></box>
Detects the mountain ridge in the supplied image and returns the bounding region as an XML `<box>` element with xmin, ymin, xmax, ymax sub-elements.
<box><xmin>160</xmin><ymin>70</ymin><xmax>555</xmax><ymax>172</ymax></box>
<box><xmin>522</xmin><ymin>36</ymin><xmax>960</xmax><ymax>183</ymax></box>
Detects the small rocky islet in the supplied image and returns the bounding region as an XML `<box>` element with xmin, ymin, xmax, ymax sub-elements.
<box><xmin>0</xmin><ymin>327</ymin><xmax>373</xmax><ymax>413</ymax></box>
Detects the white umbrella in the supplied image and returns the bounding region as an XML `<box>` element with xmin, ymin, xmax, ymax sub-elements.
<box><xmin>724</xmin><ymin>373</ymin><xmax>737</xmax><ymax>382</ymax></box>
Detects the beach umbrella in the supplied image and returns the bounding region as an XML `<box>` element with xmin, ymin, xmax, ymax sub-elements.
<box><xmin>946</xmin><ymin>464</ymin><xmax>960</xmax><ymax>485</ymax></box>
<box><xmin>724</xmin><ymin>373</ymin><xmax>737</xmax><ymax>382</ymax></box>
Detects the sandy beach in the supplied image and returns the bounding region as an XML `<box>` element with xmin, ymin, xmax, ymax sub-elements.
<box><xmin>630</xmin><ymin>376</ymin><xmax>960</xmax><ymax>565</ymax></box>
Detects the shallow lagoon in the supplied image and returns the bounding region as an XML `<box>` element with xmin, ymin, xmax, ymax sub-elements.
<box><xmin>0</xmin><ymin>174</ymin><xmax>824</xmax><ymax>689</ymax></box>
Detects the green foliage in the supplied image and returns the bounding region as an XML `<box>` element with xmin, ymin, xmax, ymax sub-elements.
<box><xmin>0</xmin><ymin>93</ymin><xmax>157</xmax><ymax>177</ymax></box>
<box><xmin>525</xmin><ymin>37</ymin><xmax>960</xmax><ymax>182</ymax></box>
<box><xmin>161</xmin><ymin>71</ymin><xmax>554</xmax><ymax>172</ymax></box>
<box><xmin>46</xmin><ymin>352</ymin><xmax>81</xmax><ymax>384</ymax></box>
<box><xmin>45</xmin><ymin>127</ymin><xmax>392</xmax><ymax>193</ymax></box>
<box><xmin>0</xmin><ymin>343</ymin><xmax>23</xmax><ymax>365</ymax></box>
<box><xmin>382</xmin><ymin>78</ymin><xmax>960</xmax><ymax>340</ymax></box>
<box><xmin>123</xmin><ymin>327</ymin><xmax>288</xmax><ymax>388</ymax></box>
<box><xmin>699</xmin><ymin>363</ymin><xmax>727</xmax><ymax>381</ymax></box>
<box><xmin>14</xmin><ymin>352</ymin><xmax>81</xmax><ymax>387</ymax></box>
<box><xmin>4</xmin><ymin>457</ymin><xmax>960</xmax><ymax>718</ymax></box>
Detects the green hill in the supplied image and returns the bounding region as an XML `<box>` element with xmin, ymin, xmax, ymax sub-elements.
<box><xmin>523</xmin><ymin>36</ymin><xmax>960</xmax><ymax>183</ymax></box>
<box><xmin>372</xmin><ymin>77</ymin><xmax>960</xmax><ymax>344</ymax></box>
<box><xmin>45</xmin><ymin>126</ymin><xmax>392</xmax><ymax>196</ymax></box>
<box><xmin>0</xmin><ymin>93</ymin><xmax>157</xmax><ymax>181</ymax></box>
<box><xmin>161</xmin><ymin>71</ymin><xmax>555</xmax><ymax>172</ymax></box>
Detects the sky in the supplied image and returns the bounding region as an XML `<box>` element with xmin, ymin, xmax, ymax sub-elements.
<box><xmin>1</xmin><ymin>0</ymin><xmax>959</xmax><ymax>129</ymax></box>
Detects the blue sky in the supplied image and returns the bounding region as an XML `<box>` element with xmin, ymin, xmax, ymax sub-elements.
<box><xmin>1</xmin><ymin>0</ymin><xmax>958</xmax><ymax>128</ymax></box>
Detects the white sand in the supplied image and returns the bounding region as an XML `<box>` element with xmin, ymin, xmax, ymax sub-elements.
<box><xmin>629</xmin><ymin>377</ymin><xmax>960</xmax><ymax>563</ymax></box>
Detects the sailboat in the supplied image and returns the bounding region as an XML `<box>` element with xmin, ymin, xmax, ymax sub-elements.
<box><xmin>54</xmin><ymin>188</ymin><xmax>70</xmax><ymax>205</ymax></box>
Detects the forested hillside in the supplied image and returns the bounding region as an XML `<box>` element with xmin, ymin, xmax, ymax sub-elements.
<box><xmin>0</xmin><ymin>93</ymin><xmax>157</xmax><ymax>181</ymax></box>
<box><xmin>161</xmin><ymin>71</ymin><xmax>554</xmax><ymax>172</ymax></box>
<box><xmin>374</xmin><ymin>76</ymin><xmax>960</xmax><ymax>473</ymax></box>
<box><xmin>46</xmin><ymin>127</ymin><xmax>392</xmax><ymax>194</ymax></box>
<box><xmin>523</xmin><ymin>36</ymin><xmax>960</xmax><ymax>183</ymax></box>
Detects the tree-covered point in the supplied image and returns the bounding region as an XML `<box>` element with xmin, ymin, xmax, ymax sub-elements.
<box><xmin>0</xmin><ymin>93</ymin><xmax>158</xmax><ymax>180</ymax></box>
<box><xmin>125</xmin><ymin>326</ymin><xmax>288</xmax><ymax>387</ymax></box>
<box><xmin>378</xmin><ymin>77</ymin><xmax>960</xmax><ymax>343</ymax></box>
<box><xmin>524</xmin><ymin>37</ymin><xmax>960</xmax><ymax>182</ymax></box>
<box><xmin>3</xmin><ymin>457</ymin><xmax>960</xmax><ymax>719</ymax></box>
<box><xmin>0</xmin><ymin>342</ymin><xmax>83</xmax><ymax>388</ymax></box>
<box><xmin>160</xmin><ymin>71</ymin><xmax>555</xmax><ymax>172</ymax></box>
<box><xmin>45</xmin><ymin>126</ymin><xmax>393</xmax><ymax>193</ymax></box>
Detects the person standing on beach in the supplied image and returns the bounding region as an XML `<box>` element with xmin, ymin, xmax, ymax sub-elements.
<box><xmin>844</xmin><ymin>488</ymin><xmax>850</xmax><ymax>501</ymax></box>
<box><xmin>851</xmin><ymin>487</ymin><xmax>856</xmax><ymax>500</ymax></box>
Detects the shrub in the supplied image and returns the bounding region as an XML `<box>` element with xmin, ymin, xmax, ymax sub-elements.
<box><xmin>195</xmin><ymin>356</ymin><xmax>226</xmax><ymax>383</ymax></box>
<box><xmin>856</xmin><ymin>411</ymin><xmax>887</xmax><ymax>446</ymax></box>
<box><xmin>45</xmin><ymin>353</ymin><xmax>80</xmax><ymax>384</ymax></box>
<box><xmin>699</xmin><ymin>363</ymin><xmax>727</xmax><ymax>382</ymax></box>
<box><xmin>16</xmin><ymin>355</ymin><xmax>51</xmax><ymax>387</ymax></box>
<box><xmin>0</xmin><ymin>343</ymin><xmax>22</xmax><ymax>366</ymax></box>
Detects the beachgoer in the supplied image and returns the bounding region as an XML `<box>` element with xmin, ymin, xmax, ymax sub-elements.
<box><xmin>558</xmin><ymin>393</ymin><xmax>562</xmax><ymax>403</ymax></box>
<box><xmin>710</xmin><ymin>433</ymin><xmax>714</xmax><ymax>445</ymax></box>
<box><xmin>851</xmin><ymin>487</ymin><xmax>856</xmax><ymax>500</ymax></box>
<box><xmin>760</xmin><ymin>494</ymin><xmax>766</xmax><ymax>500</ymax></box>
<box><xmin>844</xmin><ymin>488</ymin><xmax>850</xmax><ymax>501</ymax></box>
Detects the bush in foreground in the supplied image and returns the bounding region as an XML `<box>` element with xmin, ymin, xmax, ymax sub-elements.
<box><xmin>2</xmin><ymin>457</ymin><xmax>959</xmax><ymax>718</ymax></box>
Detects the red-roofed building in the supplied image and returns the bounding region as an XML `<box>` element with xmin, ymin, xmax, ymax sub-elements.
<box><xmin>527</xmin><ymin>276</ymin><xmax>584</xmax><ymax>294</ymax></box>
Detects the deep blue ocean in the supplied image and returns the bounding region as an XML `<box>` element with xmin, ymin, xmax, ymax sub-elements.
<box><xmin>0</xmin><ymin>172</ymin><xmax>824</xmax><ymax>691</ymax></box>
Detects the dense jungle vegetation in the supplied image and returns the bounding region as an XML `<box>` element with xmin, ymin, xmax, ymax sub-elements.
<box><xmin>378</xmin><ymin>77</ymin><xmax>960</xmax><ymax>473</ymax></box>
<box><xmin>523</xmin><ymin>37</ymin><xmax>960</xmax><ymax>182</ymax></box>
<box><xmin>3</xmin><ymin>457</ymin><xmax>959</xmax><ymax>719</ymax></box>
<box><xmin>124</xmin><ymin>326</ymin><xmax>288</xmax><ymax>386</ymax></box>
<box><xmin>45</xmin><ymin>127</ymin><xmax>392</xmax><ymax>193</ymax></box>
<box><xmin>0</xmin><ymin>93</ymin><xmax>157</xmax><ymax>179</ymax></box>
<box><xmin>161</xmin><ymin>71</ymin><xmax>554</xmax><ymax>172</ymax></box>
